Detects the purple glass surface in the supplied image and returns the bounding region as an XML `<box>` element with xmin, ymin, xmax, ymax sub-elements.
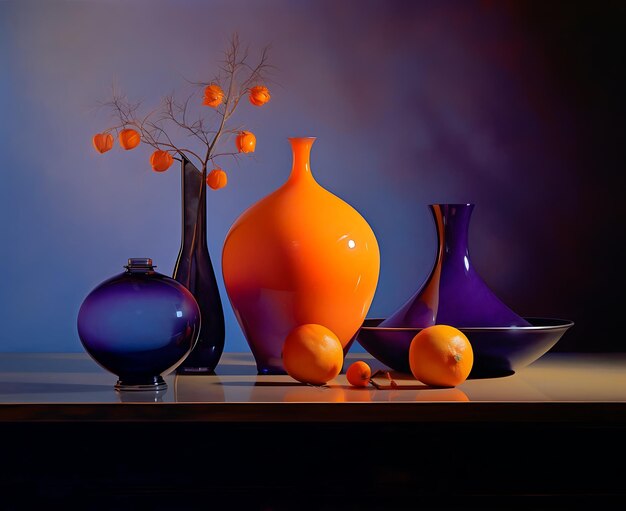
<box><xmin>172</xmin><ymin>156</ymin><xmax>226</xmax><ymax>374</ymax></box>
<box><xmin>381</xmin><ymin>203</ymin><xmax>531</xmax><ymax>329</ymax></box>
<box><xmin>77</xmin><ymin>258</ymin><xmax>201</xmax><ymax>390</ymax></box>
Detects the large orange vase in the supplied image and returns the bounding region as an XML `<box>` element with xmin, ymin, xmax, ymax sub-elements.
<box><xmin>222</xmin><ymin>137</ymin><xmax>380</xmax><ymax>374</ymax></box>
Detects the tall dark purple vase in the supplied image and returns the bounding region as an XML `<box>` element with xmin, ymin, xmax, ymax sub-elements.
<box><xmin>173</xmin><ymin>156</ymin><xmax>225</xmax><ymax>374</ymax></box>
<box><xmin>381</xmin><ymin>203</ymin><xmax>530</xmax><ymax>328</ymax></box>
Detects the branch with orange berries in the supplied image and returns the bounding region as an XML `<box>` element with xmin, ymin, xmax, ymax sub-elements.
<box><xmin>91</xmin><ymin>33</ymin><xmax>273</xmax><ymax>193</ymax></box>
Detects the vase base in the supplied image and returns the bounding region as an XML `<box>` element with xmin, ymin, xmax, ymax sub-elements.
<box><xmin>115</xmin><ymin>376</ymin><xmax>167</xmax><ymax>392</ymax></box>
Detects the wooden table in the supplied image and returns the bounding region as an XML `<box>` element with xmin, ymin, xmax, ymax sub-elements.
<box><xmin>1</xmin><ymin>352</ymin><xmax>625</xmax><ymax>508</ymax></box>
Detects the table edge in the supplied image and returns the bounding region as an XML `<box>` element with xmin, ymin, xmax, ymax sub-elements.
<box><xmin>2</xmin><ymin>401</ymin><xmax>626</xmax><ymax>423</ymax></box>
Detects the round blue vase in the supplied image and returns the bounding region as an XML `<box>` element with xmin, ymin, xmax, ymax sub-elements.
<box><xmin>77</xmin><ymin>258</ymin><xmax>201</xmax><ymax>391</ymax></box>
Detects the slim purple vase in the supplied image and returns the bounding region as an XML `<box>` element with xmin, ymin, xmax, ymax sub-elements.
<box><xmin>172</xmin><ymin>156</ymin><xmax>226</xmax><ymax>374</ymax></box>
<box><xmin>380</xmin><ymin>203</ymin><xmax>530</xmax><ymax>329</ymax></box>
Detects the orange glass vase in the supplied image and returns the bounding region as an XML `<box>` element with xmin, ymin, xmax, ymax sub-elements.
<box><xmin>222</xmin><ymin>137</ymin><xmax>380</xmax><ymax>374</ymax></box>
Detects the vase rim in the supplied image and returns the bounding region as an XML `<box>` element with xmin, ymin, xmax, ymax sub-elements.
<box><xmin>361</xmin><ymin>317</ymin><xmax>574</xmax><ymax>331</ymax></box>
<box><xmin>125</xmin><ymin>258</ymin><xmax>156</xmax><ymax>273</ymax></box>
<box><xmin>288</xmin><ymin>136</ymin><xmax>317</xmax><ymax>141</ymax></box>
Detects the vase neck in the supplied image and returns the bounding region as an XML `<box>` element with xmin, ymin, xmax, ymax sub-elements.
<box><xmin>180</xmin><ymin>156</ymin><xmax>207</xmax><ymax>244</ymax></box>
<box><xmin>288</xmin><ymin>137</ymin><xmax>316</xmax><ymax>184</ymax></box>
<box><xmin>124</xmin><ymin>258</ymin><xmax>156</xmax><ymax>274</ymax></box>
<box><xmin>431</xmin><ymin>204</ymin><xmax>473</xmax><ymax>266</ymax></box>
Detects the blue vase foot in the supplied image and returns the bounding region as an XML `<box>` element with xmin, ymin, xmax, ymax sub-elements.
<box><xmin>115</xmin><ymin>375</ymin><xmax>167</xmax><ymax>392</ymax></box>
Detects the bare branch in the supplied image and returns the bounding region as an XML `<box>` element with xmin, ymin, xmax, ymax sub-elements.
<box><xmin>94</xmin><ymin>33</ymin><xmax>274</xmax><ymax>286</ymax></box>
<box><xmin>210</xmin><ymin>152</ymin><xmax>240</xmax><ymax>159</ymax></box>
<box><xmin>96</xmin><ymin>32</ymin><xmax>272</xmax><ymax>177</ymax></box>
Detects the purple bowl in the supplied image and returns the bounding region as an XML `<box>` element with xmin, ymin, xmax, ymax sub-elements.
<box><xmin>356</xmin><ymin>317</ymin><xmax>574</xmax><ymax>378</ymax></box>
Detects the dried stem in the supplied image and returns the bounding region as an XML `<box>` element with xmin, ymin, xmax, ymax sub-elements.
<box><xmin>101</xmin><ymin>33</ymin><xmax>272</xmax><ymax>175</ymax></box>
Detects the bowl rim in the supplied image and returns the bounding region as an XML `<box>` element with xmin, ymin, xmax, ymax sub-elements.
<box><xmin>360</xmin><ymin>317</ymin><xmax>574</xmax><ymax>332</ymax></box>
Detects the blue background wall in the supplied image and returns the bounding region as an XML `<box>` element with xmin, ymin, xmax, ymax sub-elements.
<box><xmin>1</xmin><ymin>0</ymin><xmax>624</xmax><ymax>354</ymax></box>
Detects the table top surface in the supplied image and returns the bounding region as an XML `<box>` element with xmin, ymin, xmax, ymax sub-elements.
<box><xmin>1</xmin><ymin>351</ymin><xmax>625</xmax><ymax>422</ymax></box>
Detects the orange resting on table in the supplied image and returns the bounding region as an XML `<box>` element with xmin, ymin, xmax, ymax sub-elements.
<box><xmin>281</xmin><ymin>324</ymin><xmax>344</xmax><ymax>386</ymax></box>
<box><xmin>346</xmin><ymin>360</ymin><xmax>372</xmax><ymax>387</ymax></box>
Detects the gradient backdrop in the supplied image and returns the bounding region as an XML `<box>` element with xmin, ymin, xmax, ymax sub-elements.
<box><xmin>0</xmin><ymin>0</ymin><xmax>624</xmax><ymax>354</ymax></box>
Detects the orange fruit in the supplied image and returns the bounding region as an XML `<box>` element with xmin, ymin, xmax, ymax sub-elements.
<box><xmin>282</xmin><ymin>324</ymin><xmax>344</xmax><ymax>386</ymax></box>
<box><xmin>408</xmin><ymin>325</ymin><xmax>473</xmax><ymax>387</ymax></box>
<box><xmin>346</xmin><ymin>360</ymin><xmax>371</xmax><ymax>387</ymax></box>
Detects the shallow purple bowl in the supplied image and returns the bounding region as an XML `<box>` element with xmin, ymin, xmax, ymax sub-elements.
<box><xmin>356</xmin><ymin>317</ymin><xmax>574</xmax><ymax>378</ymax></box>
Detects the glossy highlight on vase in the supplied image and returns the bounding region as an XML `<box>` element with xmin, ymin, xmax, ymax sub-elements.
<box><xmin>222</xmin><ymin>137</ymin><xmax>380</xmax><ymax>374</ymax></box>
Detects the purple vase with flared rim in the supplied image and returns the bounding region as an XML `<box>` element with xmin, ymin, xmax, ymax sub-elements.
<box><xmin>380</xmin><ymin>203</ymin><xmax>530</xmax><ymax>329</ymax></box>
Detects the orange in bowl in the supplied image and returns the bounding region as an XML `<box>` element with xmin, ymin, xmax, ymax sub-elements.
<box><xmin>409</xmin><ymin>324</ymin><xmax>473</xmax><ymax>387</ymax></box>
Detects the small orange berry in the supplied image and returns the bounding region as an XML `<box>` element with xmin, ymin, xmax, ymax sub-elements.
<box><xmin>249</xmin><ymin>85</ymin><xmax>271</xmax><ymax>106</ymax></box>
<box><xmin>235</xmin><ymin>131</ymin><xmax>256</xmax><ymax>153</ymax></box>
<box><xmin>119</xmin><ymin>128</ymin><xmax>141</xmax><ymax>150</ymax></box>
<box><xmin>203</xmin><ymin>84</ymin><xmax>224</xmax><ymax>107</ymax></box>
<box><xmin>92</xmin><ymin>133</ymin><xmax>113</xmax><ymax>154</ymax></box>
<box><xmin>346</xmin><ymin>361</ymin><xmax>371</xmax><ymax>387</ymax></box>
<box><xmin>206</xmin><ymin>168</ymin><xmax>228</xmax><ymax>190</ymax></box>
<box><xmin>149</xmin><ymin>150</ymin><xmax>173</xmax><ymax>172</ymax></box>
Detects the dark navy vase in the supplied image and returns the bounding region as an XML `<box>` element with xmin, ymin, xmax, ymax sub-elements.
<box><xmin>77</xmin><ymin>258</ymin><xmax>201</xmax><ymax>391</ymax></box>
<box><xmin>380</xmin><ymin>204</ymin><xmax>530</xmax><ymax>328</ymax></box>
<box><xmin>172</xmin><ymin>156</ymin><xmax>225</xmax><ymax>374</ymax></box>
